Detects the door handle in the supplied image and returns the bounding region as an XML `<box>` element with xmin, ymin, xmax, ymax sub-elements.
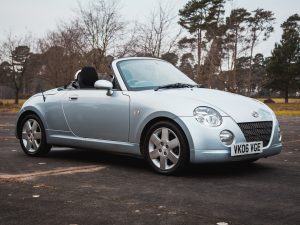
<box><xmin>69</xmin><ymin>95</ymin><xmax>78</xmax><ymax>101</ymax></box>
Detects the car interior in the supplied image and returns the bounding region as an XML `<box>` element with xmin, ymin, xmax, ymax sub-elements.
<box><xmin>64</xmin><ymin>66</ymin><xmax>120</xmax><ymax>90</ymax></box>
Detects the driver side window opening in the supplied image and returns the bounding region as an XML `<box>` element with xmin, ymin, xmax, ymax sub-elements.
<box><xmin>66</xmin><ymin>67</ymin><xmax>121</xmax><ymax>90</ymax></box>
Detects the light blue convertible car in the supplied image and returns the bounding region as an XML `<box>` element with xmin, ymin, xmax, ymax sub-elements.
<box><xmin>16</xmin><ymin>57</ymin><xmax>282</xmax><ymax>174</ymax></box>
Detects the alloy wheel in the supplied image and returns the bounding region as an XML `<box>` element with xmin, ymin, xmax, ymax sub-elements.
<box><xmin>148</xmin><ymin>127</ymin><xmax>180</xmax><ymax>170</ymax></box>
<box><xmin>21</xmin><ymin>119</ymin><xmax>42</xmax><ymax>153</ymax></box>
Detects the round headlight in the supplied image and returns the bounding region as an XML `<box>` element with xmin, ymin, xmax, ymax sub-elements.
<box><xmin>193</xmin><ymin>107</ymin><xmax>222</xmax><ymax>127</ymax></box>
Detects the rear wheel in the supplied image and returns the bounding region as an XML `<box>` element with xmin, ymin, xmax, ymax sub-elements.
<box><xmin>142</xmin><ymin>121</ymin><xmax>189</xmax><ymax>175</ymax></box>
<box><xmin>19</xmin><ymin>114</ymin><xmax>51</xmax><ymax>156</ymax></box>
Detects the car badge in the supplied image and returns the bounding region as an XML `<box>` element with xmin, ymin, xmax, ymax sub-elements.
<box><xmin>252</xmin><ymin>111</ymin><xmax>259</xmax><ymax>118</ymax></box>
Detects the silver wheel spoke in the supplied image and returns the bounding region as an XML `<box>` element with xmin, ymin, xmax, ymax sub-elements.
<box><xmin>161</xmin><ymin>128</ymin><xmax>169</xmax><ymax>142</ymax></box>
<box><xmin>31</xmin><ymin>120</ymin><xmax>38</xmax><ymax>131</ymax></box>
<box><xmin>22</xmin><ymin>132</ymin><xmax>28</xmax><ymax>140</ymax></box>
<box><xmin>168</xmin><ymin>151</ymin><xmax>179</xmax><ymax>164</ymax></box>
<box><xmin>34</xmin><ymin>132</ymin><xmax>41</xmax><ymax>139</ymax></box>
<box><xmin>150</xmin><ymin>134</ymin><xmax>161</xmax><ymax>147</ymax></box>
<box><xmin>25</xmin><ymin>121</ymin><xmax>31</xmax><ymax>132</ymax></box>
<box><xmin>160</xmin><ymin>156</ymin><xmax>167</xmax><ymax>170</ymax></box>
<box><xmin>168</xmin><ymin>138</ymin><xmax>179</xmax><ymax>149</ymax></box>
<box><xmin>26</xmin><ymin>141</ymin><xmax>32</xmax><ymax>150</ymax></box>
<box><xmin>149</xmin><ymin>149</ymin><xmax>160</xmax><ymax>159</ymax></box>
<box><xmin>32</xmin><ymin>140</ymin><xmax>38</xmax><ymax>150</ymax></box>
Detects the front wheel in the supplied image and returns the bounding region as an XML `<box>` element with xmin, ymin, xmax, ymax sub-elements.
<box><xmin>142</xmin><ymin>121</ymin><xmax>189</xmax><ymax>175</ymax></box>
<box><xmin>19</xmin><ymin>114</ymin><xmax>51</xmax><ymax>156</ymax></box>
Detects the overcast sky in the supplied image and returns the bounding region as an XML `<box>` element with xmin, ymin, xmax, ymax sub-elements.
<box><xmin>0</xmin><ymin>0</ymin><xmax>299</xmax><ymax>57</ymax></box>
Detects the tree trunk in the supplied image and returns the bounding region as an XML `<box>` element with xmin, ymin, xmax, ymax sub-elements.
<box><xmin>248</xmin><ymin>39</ymin><xmax>255</xmax><ymax>96</ymax></box>
<box><xmin>232</xmin><ymin>28</ymin><xmax>238</xmax><ymax>93</ymax></box>
<box><xmin>15</xmin><ymin>88</ymin><xmax>19</xmax><ymax>105</ymax></box>
<box><xmin>284</xmin><ymin>88</ymin><xmax>289</xmax><ymax>103</ymax></box>
<box><xmin>196</xmin><ymin>30</ymin><xmax>202</xmax><ymax>82</ymax></box>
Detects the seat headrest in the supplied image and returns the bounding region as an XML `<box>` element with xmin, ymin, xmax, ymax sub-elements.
<box><xmin>78</xmin><ymin>67</ymin><xmax>98</xmax><ymax>88</ymax></box>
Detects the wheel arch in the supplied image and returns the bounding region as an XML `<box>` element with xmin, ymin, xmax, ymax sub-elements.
<box><xmin>139</xmin><ymin>116</ymin><xmax>193</xmax><ymax>159</ymax></box>
<box><xmin>16</xmin><ymin>109</ymin><xmax>47</xmax><ymax>139</ymax></box>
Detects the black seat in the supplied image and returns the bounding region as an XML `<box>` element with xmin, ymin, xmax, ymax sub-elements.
<box><xmin>78</xmin><ymin>67</ymin><xmax>98</xmax><ymax>89</ymax></box>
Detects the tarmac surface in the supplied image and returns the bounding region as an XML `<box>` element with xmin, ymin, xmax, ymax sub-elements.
<box><xmin>0</xmin><ymin>113</ymin><xmax>299</xmax><ymax>225</ymax></box>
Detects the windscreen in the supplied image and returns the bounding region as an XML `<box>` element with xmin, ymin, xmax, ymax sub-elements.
<box><xmin>117</xmin><ymin>59</ymin><xmax>196</xmax><ymax>90</ymax></box>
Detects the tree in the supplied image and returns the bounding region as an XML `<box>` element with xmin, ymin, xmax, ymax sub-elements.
<box><xmin>0</xmin><ymin>33</ymin><xmax>32</xmax><ymax>104</ymax></box>
<box><xmin>141</xmin><ymin>4</ymin><xmax>175</xmax><ymax>57</ymax></box>
<box><xmin>78</xmin><ymin>0</ymin><xmax>124</xmax><ymax>70</ymax></box>
<box><xmin>266</xmin><ymin>14</ymin><xmax>300</xmax><ymax>103</ymax></box>
<box><xmin>224</xmin><ymin>8</ymin><xmax>250</xmax><ymax>92</ymax></box>
<box><xmin>235</xmin><ymin>55</ymin><xmax>251</xmax><ymax>93</ymax></box>
<box><xmin>203</xmin><ymin>0</ymin><xmax>226</xmax><ymax>87</ymax></box>
<box><xmin>161</xmin><ymin>52</ymin><xmax>179</xmax><ymax>65</ymax></box>
<box><xmin>39</xmin><ymin>46</ymin><xmax>68</xmax><ymax>87</ymax></box>
<box><xmin>178</xmin><ymin>0</ymin><xmax>211</xmax><ymax>81</ymax></box>
<box><xmin>8</xmin><ymin>46</ymin><xmax>30</xmax><ymax>104</ymax></box>
<box><xmin>179</xmin><ymin>53</ymin><xmax>195</xmax><ymax>79</ymax></box>
<box><xmin>233</xmin><ymin>54</ymin><xmax>267</xmax><ymax>95</ymax></box>
<box><xmin>251</xmin><ymin>53</ymin><xmax>268</xmax><ymax>94</ymax></box>
<box><xmin>38</xmin><ymin>20</ymin><xmax>90</xmax><ymax>87</ymax></box>
<box><xmin>123</xmin><ymin>3</ymin><xmax>181</xmax><ymax>58</ymax></box>
<box><xmin>247</xmin><ymin>8</ymin><xmax>275</xmax><ymax>94</ymax></box>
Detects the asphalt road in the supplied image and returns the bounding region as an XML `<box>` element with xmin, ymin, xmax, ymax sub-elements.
<box><xmin>0</xmin><ymin>113</ymin><xmax>299</xmax><ymax>225</ymax></box>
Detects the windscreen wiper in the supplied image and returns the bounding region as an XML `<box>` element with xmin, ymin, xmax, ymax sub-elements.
<box><xmin>154</xmin><ymin>83</ymin><xmax>201</xmax><ymax>91</ymax></box>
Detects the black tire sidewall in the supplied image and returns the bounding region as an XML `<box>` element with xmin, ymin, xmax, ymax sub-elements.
<box><xmin>142</xmin><ymin>120</ymin><xmax>189</xmax><ymax>175</ymax></box>
<box><xmin>19</xmin><ymin>114</ymin><xmax>50</xmax><ymax>156</ymax></box>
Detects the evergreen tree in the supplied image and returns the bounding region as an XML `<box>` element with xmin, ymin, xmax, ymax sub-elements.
<box><xmin>247</xmin><ymin>8</ymin><xmax>275</xmax><ymax>94</ymax></box>
<box><xmin>179</xmin><ymin>53</ymin><xmax>195</xmax><ymax>79</ymax></box>
<box><xmin>266</xmin><ymin>14</ymin><xmax>300</xmax><ymax>103</ymax></box>
<box><xmin>161</xmin><ymin>52</ymin><xmax>179</xmax><ymax>66</ymax></box>
<box><xmin>178</xmin><ymin>0</ymin><xmax>226</xmax><ymax>82</ymax></box>
<box><xmin>9</xmin><ymin>46</ymin><xmax>30</xmax><ymax>104</ymax></box>
<box><xmin>225</xmin><ymin>8</ymin><xmax>250</xmax><ymax>91</ymax></box>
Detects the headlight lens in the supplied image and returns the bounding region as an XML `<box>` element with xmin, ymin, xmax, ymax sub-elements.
<box><xmin>193</xmin><ymin>107</ymin><xmax>222</xmax><ymax>127</ymax></box>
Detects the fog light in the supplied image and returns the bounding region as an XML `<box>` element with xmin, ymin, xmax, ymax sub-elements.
<box><xmin>220</xmin><ymin>130</ymin><xmax>234</xmax><ymax>146</ymax></box>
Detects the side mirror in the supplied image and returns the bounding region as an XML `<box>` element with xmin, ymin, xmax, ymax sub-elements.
<box><xmin>94</xmin><ymin>80</ymin><xmax>113</xmax><ymax>96</ymax></box>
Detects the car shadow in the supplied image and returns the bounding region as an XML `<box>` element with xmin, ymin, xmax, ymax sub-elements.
<box><xmin>46</xmin><ymin>147</ymin><xmax>276</xmax><ymax>178</ymax></box>
<box><xmin>184</xmin><ymin>161</ymin><xmax>275</xmax><ymax>178</ymax></box>
<box><xmin>47</xmin><ymin>147</ymin><xmax>149</xmax><ymax>170</ymax></box>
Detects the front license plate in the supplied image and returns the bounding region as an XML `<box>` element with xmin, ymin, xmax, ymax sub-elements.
<box><xmin>231</xmin><ymin>141</ymin><xmax>263</xmax><ymax>156</ymax></box>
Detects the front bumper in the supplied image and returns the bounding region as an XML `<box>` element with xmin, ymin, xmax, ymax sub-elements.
<box><xmin>175</xmin><ymin>116</ymin><xmax>282</xmax><ymax>163</ymax></box>
<box><xmin>190</xmin><ymin>143</ymin><xmax>282</xmax><ymax>163</ymax></box>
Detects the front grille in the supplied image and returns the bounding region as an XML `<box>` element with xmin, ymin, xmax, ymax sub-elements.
<box><xmin>238</xmin><ymin>121</ymin><xmax>273</xmax><ymax>147</ymax></box>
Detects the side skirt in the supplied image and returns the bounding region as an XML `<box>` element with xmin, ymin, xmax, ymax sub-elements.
<box><xmin>46</xmin><ymin>129</ymin><xmax>141</xmax><ymax>156</ymax></box>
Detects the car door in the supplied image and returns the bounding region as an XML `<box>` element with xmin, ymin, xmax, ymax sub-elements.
<box><xmin>62</xmin><ymin>89</ymin><xmax>130</xmax><ymax>142</ymax></box>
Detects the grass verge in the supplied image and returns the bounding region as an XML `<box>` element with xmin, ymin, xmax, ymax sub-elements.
<box><xmin>256</xmin><ymin>98</ymin><xmax>300</xmax><ymax>116</ymax></box>
<box><xmin>0</xmin><ymin>99</ymin><xmax>26</xmax><ymax>113</ymax></box>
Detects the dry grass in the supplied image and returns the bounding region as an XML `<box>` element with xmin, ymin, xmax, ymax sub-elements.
<box><xmin>0</xmin><ymin>99</ymin><xmax>26</xmax><ymax>113</ymax></box>
<box><xmin>1</xmin><ymin>98</ymin><xmax>300</xmax><ymax>115</ymax></box>
<box><xmin>256</xmin><ymin>98</ymin><xmax>300</xmax><ymax>104</ymax></box>
<box><xmin>256</xmin><ymin>98</ymin><xmax>300</xmax><ymax>116</ymax></box>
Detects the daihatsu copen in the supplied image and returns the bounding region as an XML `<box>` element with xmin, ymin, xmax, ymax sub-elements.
<box><xmin>16</xmin><ymin>57</ymin><xmax>282</xmax><ymax>174</ymax></box>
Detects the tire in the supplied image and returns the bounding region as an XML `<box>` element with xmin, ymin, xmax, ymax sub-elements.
<box><xmin>19</xmin><ymin>114</ymin><xmax>51</xmax><ymax>156</ymax></box>
<box><xmin>142</xmin><ymin>120</ymin><xmax>189</xmax><ymax>175</ymax></box>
